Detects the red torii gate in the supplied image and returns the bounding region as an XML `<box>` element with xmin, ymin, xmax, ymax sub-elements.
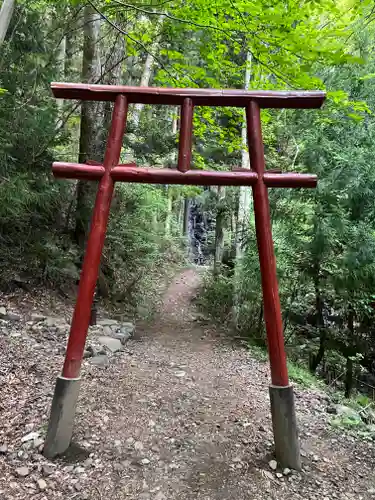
<box><xmin>44</xmin><ymin>82</ymin><xmax>325</xmax><ymax>470</ymax></box>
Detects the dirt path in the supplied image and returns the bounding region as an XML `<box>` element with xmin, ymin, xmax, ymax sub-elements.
<box><xmin>1</xmin><ymin>269</ymin><xmax>375</xmax><ymax>499</ymax></box>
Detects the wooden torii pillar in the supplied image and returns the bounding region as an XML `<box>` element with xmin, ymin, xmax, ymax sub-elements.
<box><xmin>44</xmin><ymin>82</ymin><xmax>325</xmax><ymax>469</ymax></box>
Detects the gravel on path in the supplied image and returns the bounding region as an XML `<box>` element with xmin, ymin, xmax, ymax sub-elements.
<box><xmin>0</xmin><ymin>269</ymin><xmax>374</xmax><ymax>499</ymax></box>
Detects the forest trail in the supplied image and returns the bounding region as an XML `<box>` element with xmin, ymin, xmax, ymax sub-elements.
<box><xmin>1</xmin><ymin>269</ymin><xmax>375</xmax><ymax>499</ymax></box>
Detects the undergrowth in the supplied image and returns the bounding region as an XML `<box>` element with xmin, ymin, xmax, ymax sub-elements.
<box><xmin>248</xmin><ymin>342</ymin><xmax>322</xmax><ymax>389</ymax></box>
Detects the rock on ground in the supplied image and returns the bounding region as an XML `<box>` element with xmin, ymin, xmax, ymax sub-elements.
<box><xmin>97</xmin><ymin>336</ymin><xmax>123</xmax><ymax>353</ymax></box>
<box><xmin>0</xmin><ymin>269</ymin><xmax>375</xmax><ymax>499</ymax></box>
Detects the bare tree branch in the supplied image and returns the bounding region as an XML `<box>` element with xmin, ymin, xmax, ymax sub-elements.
<box><xmin>109</xmin><ymin>0</ymin><xmax>250</xmax><ymax>36</ymax></box>
<box><xmin>86</xmin><ymin>0</ymin><xmax>201</xmax><ymax>86</ymax></box>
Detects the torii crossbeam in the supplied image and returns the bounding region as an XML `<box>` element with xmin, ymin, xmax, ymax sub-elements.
<box><xmin>44</xmin><ymin>82</ymin><xmax>325</xmax><ymax>470</ymax></box>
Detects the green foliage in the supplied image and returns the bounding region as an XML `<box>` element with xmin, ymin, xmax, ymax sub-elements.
<box><xmin>245</xmin><ymin>337</ymin><xmax>324</xmax><ymax>388</ymax></box>
<box><xmin>197</xmin><ymin>16</ymin><xmax>375</xmax><ymax>400</ymax></box>
<box><xmin>355</xmin><ymin>394</ymin><xmax>372</xmax><ymax>408</ymax></box>
<box><xmin>0</xmin><ymin>2</ymin><xmax>187</xmax><ymax>312</ymax></box>
<box><xmin>197</xmin><ymin>270</ymin><xmax>233</xmax><ymax>323</ymax></box>
<box><xmin>247</xmin><ymin>342</ymin><xmax>268</xmax><ymax>363</ymax></box>
<box><xmin>0</xmin><ymin>3</ymin><xmax>71</xmax><ymax>286</ymax></box>
<box><xmin>104</xmin><ymin>183</ymin><xmax>183</xmax><ymax>315</ymax></box>
<box><xmin>330</xmin><ymin>415</ymin><xmax>364</xmax><ymax>429</ymax></box>
<box><xmin>287</xmin><ymin>361</ymin><xmax>322</xmax><ymax>389</ymax></box>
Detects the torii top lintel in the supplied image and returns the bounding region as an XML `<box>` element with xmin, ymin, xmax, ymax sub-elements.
<box><xmin>51</xmin><ymin>82</ymin><xmax>325</xmax><ymax>109</ymax></box>
<box><xmin>51</xmin><ymin>82</ymin><xmax>325</xmax><ymax>187</ymax></box>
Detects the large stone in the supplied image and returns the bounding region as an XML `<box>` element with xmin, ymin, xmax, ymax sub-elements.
<box><xmin>119</xmin><ymin>322</ymin><xmax>135</xmax><ymax>336</ymax></box>
<box><xmin>16</xmin><ymin>467</ymin><xmax>30</xmax><ymax>477</ymax></box>
<box><xmin>269</xmin><ymin>460</ymin><xmax>277</xmax><ymax>471</ymax></box>
<box><xmin>31</xmin><ymin>313</ymin><xmax>46</xmax><ymax>323</ymax></box>
<box><xmin>134</xmin><ymin>441</ymin><xmax>143</xmax><ymax>451</ymax></box>
<box><xmin>42</xmin><ymin>465</ymin><xmax>55</xmax><ymax>477</ymax></box>
<box><xmin>0</xmin><ymin>306</ymin><xmax>6</xmax><ymax>318</ymax></box>
<box><xmin>10</xmin><ymin>332</ymin><xmax>21</xmax><ymax>338</ymax></box>
<box><xmin>21</xmin><ymin>431</ymin><xmax>40</xmax><ymax>443</ymax></box>
<box><xmin>335</xmin><ymin>405</ymin><xmax>361</xmax><ymax>422</ymax></box>
<box><xmin>6</xmin><ymin>312</ymin><xmax>20</xmax><ymax>321</ymax></box>
<box><xmin>36</xmin><ymin>478</ymin><xmax>47</xmax><ymax>491</ymax></box>
<box><xmin>90</xmin><ymin>355</ymin><xmax>109</xmax><ymax>367</ymax></box>
<box><xmin>97</xmin><ymin>319</ymin><xmax>118</xmax><ymax>327</ymax></box>
<box><xmin>44</xmin><ymin>317</ymin><xmax>58</xmax><ymax>327</ymax></box>
<box><xmin>55</xmin><ymin>323</ymin><xmax>70</xmax><ymax>333</ymax></box>
<box><xmin>113</xmin><ymin>332</ymin><xmax>132</xmax><ymax>345</ymax></box>
<box><xmin>103</xmin><ymin>326</ymin><xmax>113</xmax><ymax>336</ymax></box>
<box><xmin>33</xmin><ymin>438</ymin><xmax>44</xmax><ymax>449</ymax></box>
<box><xmin>98</xmin><ymin>336</ymin><xmax>122</xmax><ymax>353</ymax></box>
<box><xmin>264</xmin><ymin>470</ymin><xmax>274</xmax><ymax>481</ymax></box>
<box><xmin>83</xmin><ymin>345</ymin><xmax>96</xmax><ymax>359</ymax></box>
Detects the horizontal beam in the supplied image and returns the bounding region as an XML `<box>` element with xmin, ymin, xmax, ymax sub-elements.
<box><xmin>51</xmin><ymin>83</ymin><xmax>326</xmax><ymax>109</ymax></box>
<box><xmin>263</xmin><ymin>172</ymin><xmax>317</xmax><ymax>188</ymax></box>
<box><xmin>53</xmin><ymin>163</ymin><xmax>105</xmax><ymax>180</ymax></box>
<box><xmin>52</xmin><ymin>162</ymin><xmax>317</xmax><ymax>188</ymax></box>
<box><xmin>52</xmin><ymin>162</ymin><xmax>136</xmax><ymax>180</ymax></box>
<box><xmin>53</xmin><ymin>162</ymin><xmax>258</xmax><ymax>186</ymax></box>
<box><xmin>111</xmin><ymin>166</ymin><xmax>259</xmax><ymax>185</ymax></box>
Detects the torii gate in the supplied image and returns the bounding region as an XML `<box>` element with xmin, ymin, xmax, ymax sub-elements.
<box><xmin>44</xmin><ymin>82</ymin><xmax>325</xmax><ymax>470</ymax></box>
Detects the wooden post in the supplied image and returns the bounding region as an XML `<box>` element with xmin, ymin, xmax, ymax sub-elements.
<box><xmin>246</xmin><ymin>100</ymin><xmax>301</xmax><ymax>470</ymax></box>
<box><xmin>177</xmin><ymin>98</ymin><xmax>194</xmax><ymax>172</ymax></box>
<box><xmin>44</xmin><ymin>95</ymin><xmax>128</xmax><ymax>458</ymax></box>
<box><xmin>246</xmin><ymin>101</ymin><xmax>288</xmax><ymax>387</ymax></box>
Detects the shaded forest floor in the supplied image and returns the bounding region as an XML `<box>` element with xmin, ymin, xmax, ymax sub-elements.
<box><xmin>1</xmin><ymin>269</ymin><xmax>375</xmax><ymax>499</ymax></box>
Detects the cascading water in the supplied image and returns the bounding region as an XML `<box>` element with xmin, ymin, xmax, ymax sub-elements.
<box><xmin>187</xmin><ymin>197</ymin><xmax>213</xmax><ymax>265</ymax></box>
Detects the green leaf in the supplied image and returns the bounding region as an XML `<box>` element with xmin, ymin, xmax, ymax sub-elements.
<box><xmin>327</xmin><ymin>90</ymin><xmax>348</xmax><ymax>104</ymax></box>
<box><xmin>359</xmin><ymin>73</ymin><xmax>375</xmax><ymax>81</ymax></box>
<box><xmin>347</xmin><ymin>113</ymin><xmax>364</xmax><ymax>121</ymax></box>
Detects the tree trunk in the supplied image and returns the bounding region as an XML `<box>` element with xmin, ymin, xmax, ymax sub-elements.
<box><xmin>65</xmin><ymin>27</ymin><xmax>76</xmax><ymax>79</ymax></box>
<box><xmin>235</xmin><ymin>51</ymin><xmax>252</xmax><ymax>260</ymax></box>
<box><xmin>233</xmin><ymin>51</ymin><xmax>252</xmax><ymax>325</ymax></box>
<box><xmin>183</xmin><ymin>198</ymin><xmax>190</xmax><ymax>236</ymax></box>
<box><xmin>101</xmin><ymin>32</ymin><xmax>125</xmax><ymax>141</ymax></box>
<box><xmin>183</xmin><ymin>198</ymin><xmax>192</xmax><ymax>260</ymax></box>
<box><xmin>165</xmin><ymin>107</ymin><xmax>178</xmax><ymax>237</ymax></box>
<box><xmin>132</xmin><ymin>19</ymin><xmax>163</xmax><ymax>128</ymax></box>
<box><xmin>345</xmin><ymin>356</ymin><xmax>354</xmax><ymax>399</ymax></box>
<box><xmin>133</xmin><ymin>52</ymin><xmax>155</xmax><ymax>128</ymax></box>
<box><xmin>165</xmin><ymin>188</ymin><xmax>173</xmax><ymax>237</ymax></box>
<box><xmin>97</xmin><ymin>29</ymin><xmax>125</xmax><ymax>297</ymax></box>
<box><xmin>56</xmin><ymin>35</ymin><xmax>66</xmax><ymax>121</ymax></box>
<box><xmin>257</xmin><ymin>303</ymin><xmax>264</xmax><ymax>338</ymax></box>
<box><xmin>0</xmin><ymin>0</ymin><xmax>15</xmax><ymax>44</ymax></box>
<box><xmin>344</xmin><ymin>307</ymin><xmax>355</xmax><ymax>398</ymax></box>
<box><xmin>310</xmin><ymin>329</ymin><xmax>326</xmax><ymax>373</ymax></box>
<box><xmin>214</xmin><ymin>187</ymin><xmax>226</xmax><ymax>276</ymax></box>
<box><xmin>178</xmin><ymin>197</ymin><xmax>184</xmax><ymax>230</ymax></box>
<box><xmin>74</xmin><ymin>5</ymin><xmax>102</xmax><ymax>251</ymax></box>
<box><xmin>310</xmin><ymin>277</ymin><xmax>326</xmax><ymax>373</ymax></box>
